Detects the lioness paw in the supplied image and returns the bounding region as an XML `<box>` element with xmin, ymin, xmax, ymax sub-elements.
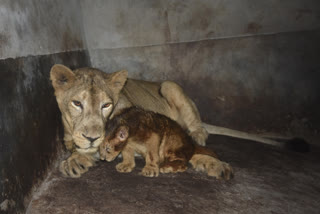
<box><xmin>141</xmin><ymin>166</ymin><xmax>159</xmax><ymax>177</ymax></box>
<box><xmin>116</xmin><ymin>162</ymin><xmax>135</xmax><ymax>173</ymax></box>
<box><xmin>59</xmin><ymin>152</ymin><xmax>97</xmax><ymax>178</ymax></box>
<box><xmin>207</xmin><ymin>161</ymin><xmax>234</xmax><ymax>180</ymax></box>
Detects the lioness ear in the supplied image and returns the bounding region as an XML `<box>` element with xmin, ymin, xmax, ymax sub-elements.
<box><xmin>116</xmin><ymin>126</ymin><xmax>129</xmax><ymax>142</ymax></box>
<box><xmin>50</xmin><ymin>64</ymin><xmax>76</xmax><ymax>91</ymax></box>
<box><xmin>105</xmin><ymin>70</ymin><xmax>128</xmax><ymax>94</ymax></box>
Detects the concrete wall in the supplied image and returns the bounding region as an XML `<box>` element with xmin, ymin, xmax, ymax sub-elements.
<box><xmin>89</xmin><ymin>31</ymin><xmax>320</xmax><ymax>138</ymax></box>
<box><xmin>1</xmin><ymin>0</ymin><xmax>320</xmax><ymax>213</ymax></box>
<box><xmin>82</xmin><ymin>0</ymin><xmax>320</xmax><ymax>49</ymax></box>
<box><xmin>0</xmin><ymin>0</ymin><xmax>86</xmax><ymax>59</ymax></box>
<box><xmin>0</xmin><ymin>1</ymin><xmax>90</xmax><ymax>213</ymax></box>
<box><xmin>81</xmin><ymin>0</ymin><xmax>320</xmax><ymax>143</ymax></box>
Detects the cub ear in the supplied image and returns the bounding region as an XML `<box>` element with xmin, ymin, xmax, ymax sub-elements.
<box><xmin>116</xmin><ymin>126</ymin><xmax>129</xmax><ymax>142</ymax></box>
<box><xmin>105</xmin><ymin>70</ymin><xmax>128</xmax><ymax>94</ymax></box>
<box><xmin>50</xmin><ymin>64</ymin><xmax>76</xmax><ymax>91</ymax></box>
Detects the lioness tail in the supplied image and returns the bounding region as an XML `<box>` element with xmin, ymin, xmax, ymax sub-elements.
<box><xmin>202</xmin><ymin>123</ymin><xmax>309</xmax><ymax>152</ymax></box>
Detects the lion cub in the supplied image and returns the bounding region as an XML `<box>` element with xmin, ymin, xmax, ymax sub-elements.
<box><xmin>100</xmin><ymin>107</ymin><xmax>233</xmax><ymax>180</ymax></box>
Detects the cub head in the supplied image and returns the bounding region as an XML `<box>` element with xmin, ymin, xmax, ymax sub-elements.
<box><xmin>100</xmin><ymin>126</ymin><xmax>129</xmax><ymax>161</ymax></box>
<box><xmin>50</xmin><ymin>64</ymin><xmax>128</xmax><ymax>154</ymax></box>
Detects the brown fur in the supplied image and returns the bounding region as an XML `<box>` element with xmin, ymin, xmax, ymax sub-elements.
<box><xmin>100</xmin><ymin>107</ymin><xmax>233</xmax><ymax>180</ymax></box>
<box><xmin>51</xmin><ymin>64</ymin><xmax>285</xmax><ymax>178</ymax></box>
<box><xmin>50</xmin><ymin>64</ymin><xmax>209</xmax><ymax>177</ymax></box>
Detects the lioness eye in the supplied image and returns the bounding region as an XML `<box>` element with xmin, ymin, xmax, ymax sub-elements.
<box><xmin>102</xmin><ymin>103</ymin><xmax>112</xmax><ymax>109</ymax></box>
<box><xmin>72</xmin><ymin>100</ymin><xmax>83</xmax><ymax>108</ymax></box>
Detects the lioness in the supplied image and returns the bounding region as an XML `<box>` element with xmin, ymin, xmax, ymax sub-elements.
<box><xmin>50</xmin><ymin>64</ymin><xmax>285</xmax><ymax>177</ymax></box>
<box><xmin>99</xmin><ymin>107</ymin><xmax>233</xmax><ymax>180</ymax></box>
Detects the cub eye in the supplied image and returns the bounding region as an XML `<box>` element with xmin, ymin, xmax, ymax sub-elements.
<box><xmin>72</xmin><ymin>100</ymin><xmax>83</xmax><ymax>108</ymax></box>
<box><xmin>102</xmin><ymin>103</ymin><xmax>112</xmax><ymax>109</ymax></box>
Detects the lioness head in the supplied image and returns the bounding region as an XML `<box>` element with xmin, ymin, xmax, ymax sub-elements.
<box><xmin>50</xmin><ymin>64</ymin><xmax>127</xmax><ymax>153</ymax></box>
<box><xmin>99</xmin><ymin>126</ymin><xmax>129</xmax><ymax>162</ymax></box>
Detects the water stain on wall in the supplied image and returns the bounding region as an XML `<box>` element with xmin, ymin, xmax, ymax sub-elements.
<box><xmin>0</xmin><ymin>34</ymin><xmax>9</xmax><ymax>56</ymax></box>
<box><xmin>163</xmin><ymin>10</ymin><xmax>172</xmax><ymax>42</ymax></box>
<box><xmin>247</xmin><ymin>22</ymin><xmax>262</xmax><ymax>34</ymax></box>
<box><xmin>295</xmin><ymin>9</ymin><xmax>312</xmax><ymax>21</ymax></box>
<box><xmin>0</xmin><ymin>51</ymin><xmax>90</xmax><ymax>213</ymax></box>
<box><xmin>61</xmin><ymin>29</ymin><xmax>84</xmax><ymax>51</ymax></box>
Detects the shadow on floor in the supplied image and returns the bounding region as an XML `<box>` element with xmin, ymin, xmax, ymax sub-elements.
<box><xmin>26</xmin><ymin>135</ymin><xmax>320</xmax><ymax>214</ymax></box>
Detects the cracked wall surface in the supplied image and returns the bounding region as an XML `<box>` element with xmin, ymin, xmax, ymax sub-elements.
<box><xmin>0</xmin><ymin>0</ymin><xmax>320</xmax><ymax>213</ymax></box>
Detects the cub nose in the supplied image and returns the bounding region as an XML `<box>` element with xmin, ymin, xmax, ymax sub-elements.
<box><xmin>82</xmin><ymin>134</ymin><xmax>100</xmax><ymax>143</ymax></box>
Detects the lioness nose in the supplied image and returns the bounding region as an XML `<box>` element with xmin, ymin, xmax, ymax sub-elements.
<box><xmin>82</xmin><ymin>134</ymin><xmax>100</xmax><ymax>143</ymax></box>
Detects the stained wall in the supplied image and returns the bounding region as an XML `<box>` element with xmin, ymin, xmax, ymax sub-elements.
<box><xmin>81</xmin><ymin>0</ymin><xmax>320</xmax><ymax>143</ymax></box>
<box><xmin>1</xmin><ymin>0</ymin><xmax>320</xmax><ymax>213</ymax></box>
<box><xmin>0</xmin><ymin>1</ymin><xmax>90</xmax><ymax>213</ymax></box>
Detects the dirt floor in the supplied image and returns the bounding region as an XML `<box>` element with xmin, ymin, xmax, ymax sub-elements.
<box><xmin>26</xmin><ymin>135</ymin><xmax>320</xmax><ymax>214</ymax></box>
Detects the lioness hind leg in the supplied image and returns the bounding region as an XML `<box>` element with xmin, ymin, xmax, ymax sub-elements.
<box><xmin>189</xmin><ymin>154</ymin><xmax>234</xmax><ymax>180</ymax></box>
<box><xmin>160</xmin><ymin>81</ymin><xmax>208</xmax><ymax>146</ymax></box>
<box><xmin>207</xmin><ymin>161</ymin><xmax>234</xmax><ymax>180</ymax></box>
<box><xmin>160</xmin><ymin>160</ymin><xmax>188</xmax><ymax>174</ymax></box>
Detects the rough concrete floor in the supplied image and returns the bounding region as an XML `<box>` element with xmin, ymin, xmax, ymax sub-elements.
<box><xmin>27</xmin><ymin>136</ymin><xmax>320</xmax><ymax>214</ymax></box>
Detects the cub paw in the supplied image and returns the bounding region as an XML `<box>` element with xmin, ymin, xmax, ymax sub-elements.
<box><xmin>207</xmin><ymin>161</ymin><xmax>234</xmax><ymax>180</ymax></box>
<box><xmin>190</xmin><ymin>127</ymin><xmax>208</xmax><ymax>146</ymax></box>
<box><xmin>140</xmin><ymin>165</ymin><xmax>159</xmax><ymax>177</ymax></box>
<box><xmin>59</xmin><ymin>152</ymin><xmax>97</xmax><ymax>178</ymax></box>
<box><xmin>116</xmin><ymin>162</ymin><xmax>135</xmax><ymax>173</ymax></box>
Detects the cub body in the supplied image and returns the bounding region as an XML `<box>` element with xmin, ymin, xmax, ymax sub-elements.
<box><xmin>100</xmin><ymin>107</ymin><xmax>233</xmax><ymax>180</ymax></box>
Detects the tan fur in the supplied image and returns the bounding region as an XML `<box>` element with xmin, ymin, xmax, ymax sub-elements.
<box><xmin>50</xmin><ymin>64</ymin><xmax>208</xmax><ymax>177</ymax></box>
<box><xmin>99</xmin><ymin>107</ymin><xmax>233</xmax><ymax>180</ymax></box>
<box><xmin>50</xmin><ymin>64</ymin><xmax>281</xmax><ymax>178</ymax></box>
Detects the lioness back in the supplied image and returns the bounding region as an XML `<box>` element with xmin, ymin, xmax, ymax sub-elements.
<box><xmin>120</xmin><ymin>79</ymin><xmax>173</xmax><ymax>117</ymax></box>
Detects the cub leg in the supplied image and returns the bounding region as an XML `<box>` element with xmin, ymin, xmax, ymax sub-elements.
<box><xmin>160</xmin><ymin>81</ymin><xmax>208</xmax><ymax>145</ymax></box>
<box><xmin>116</xmin><ymin>146</ymin><xmax>136</xmax><ymax>173</ymax></box>
<box><xmin>160</xmin><ymin>160</ymin><xmax>188</xmax><ymax>174</ymax></box>
<box><xmin>140</xmin><ymin>134</ymin><xmax>160</xmax><ymax>177</ymax></box>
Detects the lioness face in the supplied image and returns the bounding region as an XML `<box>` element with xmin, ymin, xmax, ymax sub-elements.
<box><xmin>50</xmin><ymin>65</ymin><xmax>127</xmax><ymax>154</ymax></box>
<box><xmin>66</xmin><ymin>87</ymin><xmax>113</xmax><ymax>153</ymax></box>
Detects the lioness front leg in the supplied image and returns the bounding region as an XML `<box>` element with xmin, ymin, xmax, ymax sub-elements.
<box><xmin>64</xmin><ymin>140</ymin><xmax>74</xmax><ymax>151</ymax></box>
<box><xmin>59</xmin><ymin>152</ymin><xmax>98</xmax><ymax>178</ymax></box>
<box><xmin>160</xmin><ymin>81</ymin><xmax>208</xmax><ymax>146</ymax></box>
<box><xmin>116</xmin><ymin>146</ymin><xmax>136</xmax><ymax>173</ymax></box>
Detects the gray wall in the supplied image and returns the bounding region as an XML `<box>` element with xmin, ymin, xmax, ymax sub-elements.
<box><xmin>0</xmin><ymin>1</ymin><xmax>90</xmax><ymax>213</ymax></box>
<box><xmin>0</xmin><ymin>0</ymin><xmax>86</xmax><ymax>59</ymax></box>
<box><xmin>1</xmin><ymin>0</ymin><xmax>320</xmax><ymax>213</ymax></box>
<box><xmin>82</xmin><ymin>0</ymin><xmax>320</xmax><ymax>49</ymax></box>
<box><xmin>81</xmin><ymin>0</ymin><xmax>320</xmax><ymax>144</ymax></box>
